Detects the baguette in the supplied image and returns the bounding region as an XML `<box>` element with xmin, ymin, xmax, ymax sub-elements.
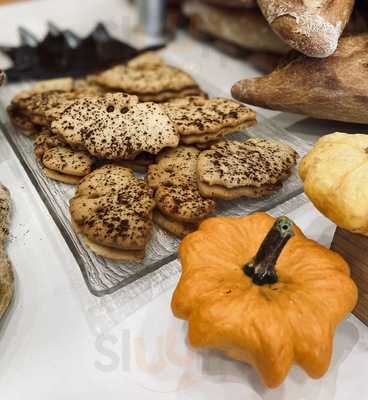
<box><xmin>257</xmin><ymin>0</ymin><xmax>354</xmax><ymax>57</ymax></box>
<box><xmin>232</xmin><ymin>34</ymin><xmax>368</xmax><ymax>124</ymax></box>
<box><xmin>184</xmin><ymin>0</ymin><xmax>290</xmax><ymax>54</ymax></box>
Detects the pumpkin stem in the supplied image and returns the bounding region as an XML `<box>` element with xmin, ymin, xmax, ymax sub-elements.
<box><xmin>243</xmin><ymin>216</ymin><xmax>294</xmax><ymax>285</ymax></box>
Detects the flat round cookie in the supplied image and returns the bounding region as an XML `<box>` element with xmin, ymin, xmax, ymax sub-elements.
<box><xmin>163</xmin><ymin>97</ymin><xmax>256</xmax><ymax>144</ymax></box>
<box><xmin>137</xmin><ymin>87</ymin><xmax>206</xmax><ymax>103</ymax></box>
<box><xmin>51</xmin><ymin>93</ymin><xmax>140</xmax><ymax>150</ymax></box>
<box><xmin>32</xmin><ymin>77</ymin><xmax>74</xmax><ymax>93</ymax></box>
<box><xmin>42</xmin><ymin>167</ymin><xmax>83</xmax><ymax>185</ymax></box>
<box><xmin>197</xmin><ymin>139</ymin><xmax>299</xmax><ymax>199</ymax></box>
<box><xmin>90</xmin><ymin>63</ymin><xmax>201</xmax><ymax>101</ymax></box>
<box><xmin>74</xmin><ymin>79</ymin><xmax>109</xmax><ymax>96</ymax></box>
<box><xmin>12</xmin><ymin>90</ymin><xmax>77</xmax><ymax>126</ymax></box>
<box><xmin>153</xmin><ymin>210</ymin><xmax>197</xmax><ymax>238</ymax></box>
<box><xmin>195</xmin><ymin>139</ymin><xmax>221</xmax><ymax>150</ymax></box>
<box><xmin>70</xmin><ymin>165</ymin><xmax>155</xmax><ymax>259</ymax></box>
<box><xmin>83</xmin><ymin>237</ymin><xmax>145</xmax><ymax>262</ymax></box>
<box><xmin>127</xmin><ymin>52</ymin><xmax>165</xmax><ymax>70</ymax></box>
<box><xmin>34</xmin><ymin>129</ymin><xmax>66</xmax><ymax>160</ymax></box>
<box><xmin>7</xmin><ymin>105</ymin><xmax>42</xmax><ymax>136</ymax></box>
<box><xmin>119</xmin><ymin>152</ymin><xmax>155</xmax><ymax>173</ymax></box>
<box><xmin>147</xmin><ymin>146</ymin><xmax>216</xmax><ymax>224</ymax></box>
<box><xmin>197</xmin><ymin>180</ymin><xmax>282</xmax><ymax>199</ymax></box>
<box><xmin>42</xmin><ymin>146</ymin><xmax>94</xmax><ymax>177</ymax></box>
<box><xmin>53</xmin><ymin>94</ymin><xmax>179</xmax><ymax>160</ymax></box>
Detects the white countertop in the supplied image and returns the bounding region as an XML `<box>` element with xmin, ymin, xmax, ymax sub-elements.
<box><xmin>0</xmin><ymin>1</ymin><xmax>368</xmax><ymax>399</ymax></box>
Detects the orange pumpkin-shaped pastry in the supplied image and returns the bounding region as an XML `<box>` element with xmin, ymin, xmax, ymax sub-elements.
<box><xmin>172</xmin><ymin>212</ymin><xmax>358</xmax><ymax>388</ymax></box>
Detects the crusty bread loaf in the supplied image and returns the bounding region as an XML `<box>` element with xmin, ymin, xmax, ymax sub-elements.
<box><xmin>232</xmin><ymin>34</ymin><xmax>368</xmax><ymax>124</ymax></box>
<box><xmin>257</xmin><ymin>0</ymin><xmax>354</xmax><ymax>58</ymax></box>
<box><xmin>184</xmin><ymin>0</ymin><xmax>290</xmax><ymax>54</ymax></box>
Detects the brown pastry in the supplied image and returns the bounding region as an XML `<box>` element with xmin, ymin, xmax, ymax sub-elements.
<box><xmin>11</xmin><ymin>90</ymin><xmax>76</xmax><ymax>127</ymax></box>
<box><xmin>153</xmin><ymin>210</ymin><xmax>198</xmax><ymax>238</ymax></box>
<box><xmin>34</xmin><ymin>130</ymin><xmax>94</xmax><ymax>184</ymax></box>
<box><xmin>147</xmin><ymin>146</ymin><xmax>216</xmax><ymax>237</ymax></box>
<box><xmin>257</xmin><ymin>0</ymin><xmax>354</xmax><ymax>58</ymax></box>
<box><xmin>70</xmin><ymin>165</ymin><xmax>155</xmax><ymax>261</ymax></box>
<box><xmin>7</xmin><ymin>104</ymin><xmax>42</xmax><ymax>136</ymax></box>
<box><xmin>34</xmin><ymin>129</ymin><xmax>66</xmax><ymax>160</ymax></box>
<box><xmin>197</xmin><ymin>139</ymin><xmax>298</xmax><ymax>200</ymax></box>
<box><xmin>118</xmin><ymin>152</ymin><xmax>155</xmax><ymax>173</ymax></box>
<box><xmin>184</xmin><ymin>1</ymin><xmax>290</xmax><ymax>54</ymax></box>
<box><xmin>52</xmin><ymin>93</ymin><xmax>179</xmax><ymax>160</ymax></box>
<box><xmin>89</xmin><ymin>57</ymin><xmax>203</xmax><ymax>102</ymax></box>
<box><xmin>163</xmin><ymin>96</ymin><xmax>256</xmax><ymax>145</ymax></box>
<box><xmin>232</xmin><ymin>34</ymin><xmax>368</xmax><ymax>124</ymax></box>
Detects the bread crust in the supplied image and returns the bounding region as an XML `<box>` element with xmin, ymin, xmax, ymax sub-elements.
<box><xmin>232</xmin><ymin>34</ymin><xmax>368</xmax><ymax>124</ymax></box>
<box><xmin>257</xmin><ymin>0</ymin><xmax>354</xmax><ymax>57</ymax></box>
<box><xmin>184</xmin><ymin>0</ymin><xmax>290</xmax><ymax>54</ymax></box>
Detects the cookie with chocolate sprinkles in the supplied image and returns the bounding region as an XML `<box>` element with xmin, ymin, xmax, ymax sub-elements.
<box><xmin>73</xmin><ymin>79</ymin><xmax>109</xmax><ymax>96</ymax></box>
<box><xmin>126</xmin><ymin>51</ymin><xmax>165</xmax><ymax>70</ymax></box>
<box><xmin>118</xmin><ymin>152</ymin><xmax>155</xmax><ymax>173</ymax></box>
<box><xmin>53</xmin><ymin>94</ymin><xmax>179</xmax><ymax>160</ymax></box>
<box><xmin>7</xmin><ymin>104</ymin><xmax>42</xmax><ymax>136</ymax></box>
<box><xmin>51</xmin><ymin>92</ymin><xmax>140</xmax><ymax>151</ymax></box>
<box><xmin>42</xmin><ymin>167</ymin><xmax>84</xmax><ymax>185</ymax></box>
<box><xmin>34</xmin><ymin>129</ymin><xmax>94</xmax><ymax>184</ymax></box>
<box><xmin>34</xmin><ymin>129</ymin><xmax>66</xmax><ymax>160</ymax></box>
<box><xmin>70</xmin><ymin>165</ymin><xmax>155</xmax><ymax>261</ymax></box>
<box><xmin>42</xmin><ymin>147</ymin><xmax>94</xmax><ymax>177</ymax></box>
<box><xmin>163</xmin><ymin>97</ymin><xmax>256</xmax><ymax>144</ymax></box>
<box><xmin>147</xmin><ymin>146</ymin><xmax>216</xmax><ymax>235</ymax></box>
<box><xmin>197</xmin><ymin>139</ymin><xmax>299</xmax><ymax>200</ymax></box>
<box><xmin>89</xmin><ymin>62</ymin><xmax>202</xmax><ymax>102</ymax></box>
<box><xmin>153</xmin><ymin>210</ymin><xmax>197</xmax><ymax>239</ymax></box>
<box><xmin>31</xmin><ymin>77</ymin><xmax>74</xmax><ymax>93</ymax></box>
<box><xmin>11</xmin><ymin>90</ymin><xmax>77</xmax><ymax>127</ymax></box>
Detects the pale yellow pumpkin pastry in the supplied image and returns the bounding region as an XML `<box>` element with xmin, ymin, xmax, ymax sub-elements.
<box><xmin>299</xmin><ymin>132</ymin><xmax>368</xmax><ymax>235</ymax></box>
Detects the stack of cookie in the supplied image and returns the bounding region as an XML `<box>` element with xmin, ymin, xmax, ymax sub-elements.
<box><xmin>147</xmin><ymin>146</ymin><xmax>217</xmax><ymax>237</ymax></box>
<box><xmin>7</xmin><ymin>51</ymin><xmax>298</xmax><ymax>260</ymax></box>
<box><xmin>34</xmin><ymin>129</ymin><xmax>95</xmax><ymax>185</ymax></box>
<box><xmin>7</xmin><ymin>77</ymin><xmax>76</xmax><ymax>136</ymax></box>
<box><xmin>7</xmin><ymin>77</ymin><xmax>106</xmax><ymax>184</ymax></box>
<box><xmin>196</xmin><ymin>139</ymin><xmax>299</xmax><ymax>200</ymax></box>
<box><xmin>89</xmin><ymin>52</ymin><xmax>205</xmax><ymax>102</ymax></box>
<box><xmin>70</xmin><ymin>165</ymin><xmax>155</xmax><ymax>261</ymax></box>
<box><xmin>163</xmin><ymin>96</ymin><xmax>256</xmax><ymax>147</ymax></box>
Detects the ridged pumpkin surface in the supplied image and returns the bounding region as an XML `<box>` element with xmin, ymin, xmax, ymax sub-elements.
<box><xmin>172</xmin><ymin>212</ymin><xmax>358</xmax><ymax>388</ymax></box>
